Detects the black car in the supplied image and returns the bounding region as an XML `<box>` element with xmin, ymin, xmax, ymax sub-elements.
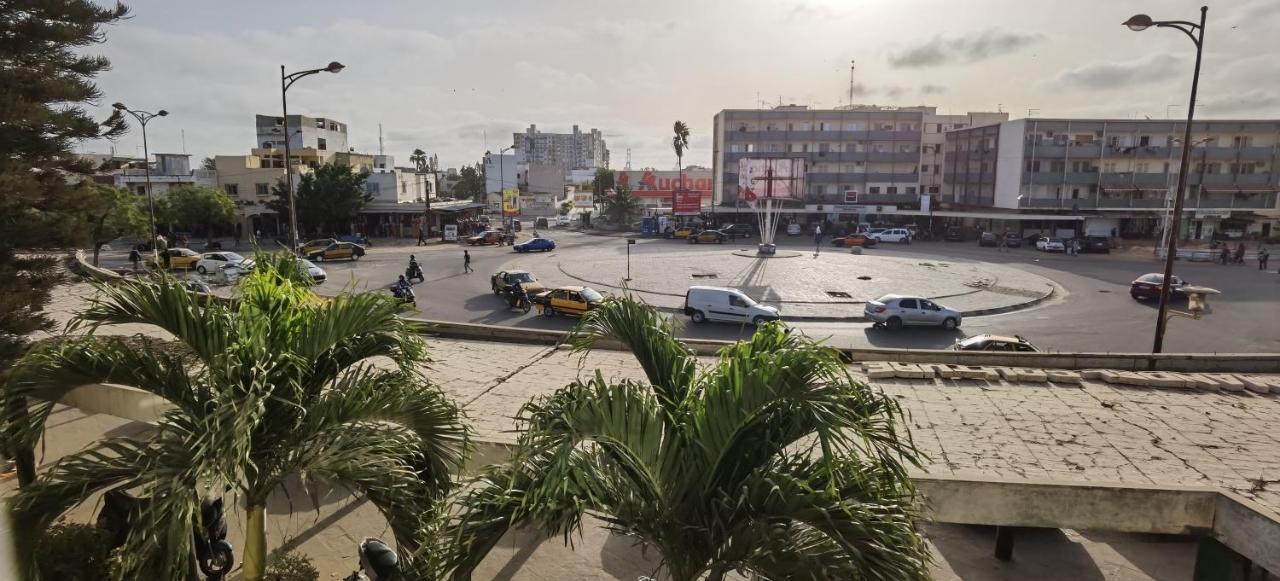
<box><xmin>1005</xmin><ymin>233</ymin><xmax>1023</xmax><ymax>248</ymax></box>
<box><xmin>1082</xmin><ymin>235</ymin><xmax>1111</xmax><ymax>253</ymax></box>
<box><xmin>944</xmin><ymin>226</ymin><xmax>965</xmax><ymax>242</ymax></box>
<box><xmin>719</xmin><ymin>223</ymin><xmax>754</xmax><ymax>239</ymax></box>
<box><xmin>978</xmin><ymin>232</ymin><xmax>998</xmax><ymax>247</ymax></box>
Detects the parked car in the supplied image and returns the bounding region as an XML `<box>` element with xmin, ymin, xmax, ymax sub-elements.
<box><xmin>467</xmin><ymin>230</ymin><xmax>504</xmax><ymax>245</ymax></box>
<box><xmin>490</xmin><ymin>270</ymin><xmax>545</xmax><ymax>296</ymax></box>
<box><xmin>863</xmin><ymin>294</ymin><xmax>962</xmax><ymax>330</ymax></box>
<box><xmin>514</xmin><ymin>237</ymin><xmax>557</xmax><ymax>252</ymax></box>
<box><xmin>831</xmin><ymin>234</ymin><xmax>877</xmax><ymax>248</ymax></box>
<box><xmin>245</xmin><ymin>257</ymin><xmax>327</xmax><ymax>283</ymax></box>
<box><xmin>1036</xmin><ymin>238</ymin><xmax>1066</xmax><ymax>252</ymax></box>
<box><xmin>978</xmin><ymin>232</ymin><xmax>999</xmax><ymax>247</ymax></box>
<box><xmin>671</xmin><ymin>226</ymin><xmax>696</xmax><ymax>239</ymax></box>
<box><xmin>786</xmin><ymin>223</ymin><xmax>801</xmax><ymax>236</ymax></box>
<box><xmin>954</xmin><ymin>334</ymin><xmax>1039</xmax><ymax>352</ymax></box>
<box><xmin>196</xmin><ymin>251</ymin><xmax>246</xmax><ymax>274</ymax></box>
<box><xmin>298</xmin><ymin>238</ymin><xmax>337</xmax><ymax>256</ymax></box>
<box><xmin>533</xmin><ymin>286</ymin><xmax>604</xmax><ymax>317</ymax></box>
<box><xmin>1130</xmin><ymin>273</ymin><xmax>1188</xmax><ymax>301</ymax></box>
<box><xmin>145</xmin><ymin>248</ymin><xmax>201</xmax><ymax>270</ymax></box>
<box><xmin>870</xmin><ymin>228</ymin><xmax>912</xmax><ymax>244</ymax></box>
<box><xmin>1082</xmin><ymin>235</ymin><xmax>1112</xmax><ymax>253</ymax></box>
<box><xmin>683</xmin><ymin>286</ymin><xmax>780</xmax><ymax>325</ymax></box>
<box><xmin>555</xmin><ymin>215</ymin><xmax>572</xmax><ymax>227</ymax></box>
<box><xmin>1005</xmin><ymin>233</ymin><xmax>1024</xmax><ymax>248</ymax></box>
<box><xmin>719</xmin><ymin>223</ymin><xmax>754</xmax><ymax>239</ymax></box>
<box><xmin>688</xmin><ymin>230</ymin><xmax>727</xmax><ymax>244</ymax></box>
<box><xmin>944</xmin><ymin>226</ymin><xmax>965</xmax><ymax>242</ymax></box>
<box><xmin>339</xmin><ymin>234</ymin><xmax>370</xmax><ymax>246</ymax></box>
<box><xmin>306</xmin><ymin>241</ymin><xmax>365</xmax><ymax>261</ymax></box>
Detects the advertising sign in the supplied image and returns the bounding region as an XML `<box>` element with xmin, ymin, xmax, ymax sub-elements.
<box><xmin>844</xmin><ymin>190</ymin><xmax>859</xmax><ymax>204</ymax></box>
<box><xmin>673</xmin><ymin>190</ymin><xmax>702</xmax><ymax>216</ymax></box>
<box><xmin>657</xmin><ymin>215</ymin><xmax>668</xmax><ymax>234</ymax></box>
<box><xmin>737</xmin><ymin>158</ymin><xmax>807</xmax><ymax>204</ymax></box>
<box><xmin>501</xmin><ymin>188</ymin><xmax>520</xmax><ymax>217</ymax></box>
<box><xmin>443</xmin><ymin>224</ymin><xmax>458</xmax><ymax>241</ymax></box>
<box><xmin>615</xmin><ymin>169</ymin><xmax>712</xmax><ymax>199</ymax></box>
<box><xmin>920</xmin><ymin>194</ymin><xmax>931</xmax><ymax>214</ymax></box>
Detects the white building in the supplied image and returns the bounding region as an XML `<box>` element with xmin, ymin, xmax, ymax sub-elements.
<box><xmin>513</xmin><ymin>124</ymin><xmax>609</xmax><ymax>172</ymax></box>
<box><xmin>255</xmin><ymin>114</ymin><xmax>349</xmax><ymax>155</ymax></box>
<box><xmin>90</xmin><ymin>153</ymin><xmax>216</xmax><ymax>196</ymax></box>
<box><xmin>483</xmin><ymin>150</ymin><xmax>524</xmax><ymax>213</ymax></box>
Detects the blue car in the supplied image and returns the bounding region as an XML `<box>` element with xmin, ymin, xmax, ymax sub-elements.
<box><xmin>514</xmin><ymin>237</ymin><xmax>556</xmax><ymax>252</ymax></box>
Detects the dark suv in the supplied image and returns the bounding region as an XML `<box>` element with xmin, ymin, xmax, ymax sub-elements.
<box><xmin>944</xmin><ymin>227</ymin><xmax>965</xmax><ymax>242</ymax></box>
<box><xmin>1082</xmin><ymin>235</ymin><xmax>1111</xmax><ymax>253</ymax></box>
<box><xmin>719</xmin><ymin>223</ymin><xmax>754</xmax><ymax>239</ymax></box>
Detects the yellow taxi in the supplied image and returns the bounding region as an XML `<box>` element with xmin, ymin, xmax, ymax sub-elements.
<box><xmin>466</xmin><ymin>230</ymin><xmax>504</xmax><ymax>245</ymax></box>
<box><xmin>534</xmin><ymin>286</ymin><xmax>605</xmax><ymax>317</ymax></box>
<box><xmin>305</xmin><ymin>241</ymin><xmax>365</xmax><ymax>261</ymax></box>
<box><xmin>145</xmin><ymin>248</ymin><xmax>201</xmax><ymax>270</ymax></box>
<box><xmin>688</xmin><ymin>229</ymin><xmax>727</xmax><ymax>244</ymax></box>
<box><xmin>298</xmin><ymin>238</ymin><xmax>337</xmax><ymax>255</ymax></box>
<box><xmin>670</xmin><ymin>226</ymin><xmax>696</xmax><ymax>239</ymax></box>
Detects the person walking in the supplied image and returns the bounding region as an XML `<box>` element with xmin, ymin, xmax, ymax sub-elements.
<box><xmin>416</xmin><ymin>227</ymin><xmax>426</xmax><ymax>246</ymax></box>
<box><xmin>997</xmin><ymin>229</ymin><xmax>1009</xmax><ymax>252</ymax></box>
<box><xmin>1259</xmin><ymin>246</ymin><xmax>1270</xmax><ymax>271</ymax></box>
<box><xmin>1234</xmin><ymin>242</ymin><xmax>1246</xmax><ymax>265</ymax></box>
<box><xmin>813</xmin><ymin>224</ymin><xmax>823</xmax><ymax>256</ymax></box>
<box><xmin>1219</xmin><ymin>245</ymin><xmax>1231</xmax><ymax>265</ymax></box>
<box><xmin>463</xmin><ymin>249</ymin><xmax>473</xmax><ymax>273</ymax></box>
<box><xmin>128</xmin><ymin>248</ymin><xmax>142</xmax><ymax>271</ymax></box>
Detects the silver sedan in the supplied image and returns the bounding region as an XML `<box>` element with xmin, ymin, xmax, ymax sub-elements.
<box><xmin>863</xmin><ymin>294</ymin><xmax>963</xmax><ymax>330</ymax></box>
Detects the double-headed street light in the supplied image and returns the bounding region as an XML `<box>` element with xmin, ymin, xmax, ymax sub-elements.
<box><xmin>112</xmin><ymin>103</ymin><xmax>168</xmax><ymax>262</ymax></box>
<box><xmin>1123</xmin><ymin>6</ymin><xmax>1207</xmax><ymax>355</ymax></box>
<box><xmin>280</xmin><ymin>61</ymin><xmax>344</xmax><ymax>252</ymax></box>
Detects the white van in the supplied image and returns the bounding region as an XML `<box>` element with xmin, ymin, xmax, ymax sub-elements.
<box><xmin>683</xmin><ymin>286</ymin><xmax>780</xmax><ymax>325</ymax></box>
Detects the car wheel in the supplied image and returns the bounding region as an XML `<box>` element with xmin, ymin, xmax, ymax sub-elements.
<box><xmin>690</xmin><ymin>310</ymin><xmax>706</xmax><ymax>323</ymax></box>
<box><xmin>942</xmin><ymin>317</ymin><xmax>958</xmax><ymax>330</ymax></box>
<box><xmin>752</xmin><ymin>315</ymin><xmax>768</xmax><ymax>326</ymax></box>
<box><xmin>196</xmin><ymin>265</ymin><xmax>207</xmax><ymax>274</ymax></box>
<box><xmin>543</xmin><ymin>306</ymin><xmax>555</xmax><ymax>317</ymax></box>
<box><xmin>1131</xmin><ymin>291</ymin><xmax>1144</xmax><ymax>300</ymax></box>
<box><xmin>492</xmin><ymin>285</ymin><xmax>500</xmax><ymax>295</ymax></box>
<box><xmin>886</xmin><ymin>316</ymin><xmax>903</xmax><ymax>330</ymax></box>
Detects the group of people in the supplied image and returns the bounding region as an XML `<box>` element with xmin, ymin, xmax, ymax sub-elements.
<box><xmin>1216</xmin><ymin>242</ymin><xmax>1271</xmax><ymax>271</ymax></box>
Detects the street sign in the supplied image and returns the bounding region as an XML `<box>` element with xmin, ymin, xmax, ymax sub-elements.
<box><xmin>627</xmin><ymin>239</ymin><xmax>636</xmax><ymax>244</ymax></box>
<box><xmin>844</xmin><ymin>190</ymin><xmax>858</xmax><ymax>203</ymax></box>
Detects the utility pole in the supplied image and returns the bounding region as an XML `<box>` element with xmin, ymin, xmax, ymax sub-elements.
<box><xmin>847</xmin><ymin>60</ymin><xmax>856</xmax><ymax>107</ymax></box>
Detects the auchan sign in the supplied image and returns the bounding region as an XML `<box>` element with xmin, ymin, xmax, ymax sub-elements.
<box><xmin>615</xmin><ymin>169</ymin><xmax>712</xmax><ymax>199</ymax></box>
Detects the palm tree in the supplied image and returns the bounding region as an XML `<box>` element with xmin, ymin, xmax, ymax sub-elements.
<box><xmin>672</xmin><ymin>121</ymin><xmax>690</xmax><ymax>215</ymax></box>
<box><xmin>410</xmin><ymin>148</ymin><xmax>431</xmax><ymax>235</ymax></box>
<box><xmin>447</xmin><ymin>297</ymin><xmax>929</xmax><ymax>580</ymax></box>
<box><xmin>6</xmin><ymin>254</ymin><xmax>470</xmax><ymax>580</ymax></box>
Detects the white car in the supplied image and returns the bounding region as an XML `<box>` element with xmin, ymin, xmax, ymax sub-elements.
<box><xmin>196</xmin><ymin>251</ymin><xmax>246</xmax><ymax>274</ymax></box>
<box><xmin>555</xmin><ymin>215</ymin><xmax>571</xmax><ymax>227</ymax></box>
<box><xmin>683</xmin><ymin>286</ymin><xmax>780</xmax><ymax>325</ymax></box>
<box><xmin>1036</xmin><ymin>238</ymin><xmax>1066</xmax><ymax>252</ymax></box>
<box><xmin>870</xmin><ymin>228</ymin><xmax>912</xmax><ymax>244</ymax></box>
<box><xmin>240</xmin><ymin>258</ymin><xmax>327</xmax><ymax>283</ymax></box>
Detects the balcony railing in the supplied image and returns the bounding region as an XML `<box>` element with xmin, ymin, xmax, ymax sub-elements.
<box><xmin>1020</xmin><ymin>194</ymin><xmax>1276</xmax><ymax>210</ymax></box>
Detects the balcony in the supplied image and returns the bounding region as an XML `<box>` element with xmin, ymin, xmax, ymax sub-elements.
<box><xmin>864</xmin><ymin>172</ymin><xmax>919</xmax><ymax>182</ymax></box>
<box><xmin>859</xmin><ymin>193</ymin><xmax>920</xmax><ymax>205</ymax></box>
<box><xmin>1100</xmin><ymin>173</ymin><xmax>1174</xmax><ymax>188</ymax></box>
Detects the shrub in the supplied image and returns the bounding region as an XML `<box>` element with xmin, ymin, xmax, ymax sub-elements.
<box><xmin>265</xmin><ymin>550</ymin><xmax>320</xmax><ymax>581</ymax></box>
<box><xmin>33</xmin><ymin>522</ymin><xmax>113</xmax><ymax>581</ymax></box>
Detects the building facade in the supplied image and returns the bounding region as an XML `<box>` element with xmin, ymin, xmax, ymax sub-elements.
<box><xmin>87</xmin><ymin>153</ymin><xmax>216</xmax><ymax>196</ymax></box>
<box><xmin>513</xmin><ymin>124</ymin><xmax>609</xmax><ymax>172</ymax></box>
<box><xmin>945</xmin><ymin>118</ymin><xmax>1280</xmax><ymax>239</ymax></box>
<box><xmin>712</xmin><ymin>105</ymin><xmax>1006</xmax><ymax>210</ymax></box>
<box><xmin>255</xmin><ymin>114</ymin><xmax>349</xmax><ymax>154</ymax></box>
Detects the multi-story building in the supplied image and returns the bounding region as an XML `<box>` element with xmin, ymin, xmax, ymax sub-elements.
<box><xmin>87</xmin><ymin>153</ymin><xmax>216</xmax><ymax>196</ymax></box>
<box><xmin>513</xmin><ymin>124</ymin><xmax>609</xmax><ymax>172</ymax></box>
<box><xmin>945</xmin><ymin>118</ymin><xmax>1280</xmax><ymax>239</ymax></box>
<box><xmin>712</xmin><ymin>105</ymin><xmax>1006</xmax><ymax>212</ymax></box>
<box><xmin>255</xmin><ymin>114</ymin><xmax>349</xmax><ymax>155</ymax></box>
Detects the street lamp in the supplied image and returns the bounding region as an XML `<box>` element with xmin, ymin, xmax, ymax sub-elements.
<box><xmin>1123</xmin><ymin>6</ymin><xmax>1207</xmax><ymax>356</ymax></box>
<box><xmin>280</xmin><ymin>61</ymin><xmax>344</xmax><ymax>252</ymax></box>
<box><xmin>498</xmin><ymin>145</ymin><xmax>514</xmax><ymax>234</ymax></box>
<box><xmin>112</xmin><ymin>103</ymin><xmax>168</xmax><ymax>263</ymax></box>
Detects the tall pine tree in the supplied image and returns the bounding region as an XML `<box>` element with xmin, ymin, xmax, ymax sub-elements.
<box><xmin>0</xmin><ymin>0</ymin><xmax>131</xmax><ymax>485</ymax></box>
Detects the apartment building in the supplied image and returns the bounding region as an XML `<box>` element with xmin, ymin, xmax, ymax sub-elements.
<box><xmin>255</xmin><ymin>114</ymin><xmax>349</xmax><ymax>155</ymax></box>
<box><xmin>712</xmin><ymin>105</ymin><xmax>1006</xmax><ymax>212</ymax></box>
<box><xmin>945</xmin><ymin>118</ymin><xmax>1280</xmax><ymax>239</ymax></box>
<box><xmin>88</xmin><ymin>153</ymin><xmax>216</xmax><ymax>196</ymax></box>
<box><xmin>513</xmin><ymin>124</ymin><xmax>609</xmax><ymax>172</ymax></box>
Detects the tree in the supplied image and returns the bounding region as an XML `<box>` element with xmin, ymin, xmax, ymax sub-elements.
<box><xmin>0</xmin><ymin>0</ymin><xmax>130</xmax><ymax>486</ymax></box>
<box><xmin>587</xmin><ymin>168</ymin><xmax>615</xmax><ymax>225</ymax></box>
<box><xmin>6</xmin><ymin>254</ymin><xmax>470</xmax><ymax>580</ymax></box>
<box><xmin>86</xmin><ymin>185</ymin><xmax>149</xmax><ymax>266</ymax></box>
<box><xmin>601</xmin><ymin>183</ymin><xmax>641</xmax><ymax>228</ymax></box>
<box><xmin>410</xmin><ymin>148</ymin><xmax>431</xmax><ymax>232</ymax></box>
<box><xmin>166</xmin><ymin>185</ymin><xmax>236</xmax><ymax>243</ymax></box>
<box><xmin>269</xmin><ymin>163</ymin><xmax>373</xmax><ymax>235</ymax></box>
<box><xmin>449</xmin><ymin>297</ymin><xmax>928</xmax><ymax>580</ymax></box>
<box><xmin>201</xmin><ymin>157</ymin><xmax>217</xmax><ymax>171</ymax></box>
<box><xmin>558</xmin><ymin>200</ymin><xmax>574</xmax><ymax>216</ymax></box>
<box><xmin>455</xmin><ymin>164</ymin><xmax>486</xmax><ymax>204</ymax></box>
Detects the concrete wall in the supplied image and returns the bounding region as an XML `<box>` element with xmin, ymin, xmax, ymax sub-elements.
<box><xmin>994</xmin><ymin>119</ymin><xmax>1027</xmax><ymax>209</ymax></box>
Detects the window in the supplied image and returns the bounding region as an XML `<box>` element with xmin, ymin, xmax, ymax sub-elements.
<box><xmin>729</xmin><ymin>295</ymin><xmax>749</xmax><ymax>308</ymax></box>
<box><xmin>898</xmin><ymin>298</ymin><xmax>919</xmax><ymax>309</ymax></box>
<box><xmin>729</xmin><ymin>144</ymin><xmax>741</xmax><ymax>153</ymax></box>
<box><xmin>224</xmin><ymin>184</ymin><xmax>239</xmax><ymax>196</ymax></box>
<box><xmin>887</xmin><ymin>186</ymin><xmax>899</xmax><ymax>194</ymax></box>
<box><xmin>845</xmin><ymin>122</ymin><xmax>858</xmax><ymax>131</ymax></box>
<box><xmin>1089</xmin><ymin>184</ymin><xmax>1098</xmax><ymax>194</ymax></box>
<box><xmin>255</xmin><ymin>183</ymin><xmax>269</xmax><ymax>196</ymax></box>
<box><xmin>745</xmin><ymin>143</ymin><xmax>756</xmax><ymax>152</ymax></box>
<box><xmin>1139</xmin><ymin>136</ymin><xmax>1151</xmax><ymax>146</ymax></box>
<box><xmin>921</xmin><ymin>164</ymin><xmax>929</xmax><ymax>173</ymax></box>
<box><xmin>1071</xmin><ymin>188</ymin><xmax>1080</xmax><ymax>199</ymax></box>
<box><xmin>317</xmin><ymin>138</ymin><xmax>327</xmax><ymax>151</ymax></box>
<box><xmin>1103</xmin><ymin>162</ymin><xmax>1117</xmax><ymax>173</ymax></box>
<box><xmin>934</xmin><ymin>165</ymin><xmax>940</xmax><ymax>174</ymax></box>
<box><xmin>819</xmin><ymin>143</ymin><xmax>830</xmax><ymax>153</ymax></box>
<box><xmin>1233</xmin><ymin>136</ymin><xmax>1252</xmax><ymax>147</ymax></box>
<box><xmin>1050</xmin><ymin>161</ymin><xmax>1065</xmax><ymax>172</ymax></box>
<box><xmin>928</xmin><ymin>185</ymin><xmax>940</xmax><ymax>193</ymax></box>
<box><xmin>1136</xmin><ymin>162</ymin><xmax>1150</xmax><ymax>173</ymax></box>
<box><xmin>135</xmin><ymin>185</ymin><xmax>146</xmax><ymax>195</ymax></box>
<box><xmin>906</xmin><ymin>186</ymin><xmax>917</xmax><ymax>194</ymax></box>
<box><xmin>819</xmin><ymin>122</ymin><xmax>835</xmax><ymax>131</ymax></box>
<box><xmin>869</xmin><ymin>186</ymin><xmax>881</xmax><ymax>194</ymax></box>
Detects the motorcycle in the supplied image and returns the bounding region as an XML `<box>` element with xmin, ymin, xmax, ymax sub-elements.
<box><xmin>405</xmin><ymin>263</ymin><xmax>424</xmax><ymax>283</ymax></box>
<box><xmin>504</xmin><ymin>285</ymin><xmax>532</xmax><ymax>314</ymax></box>
<box><xmin>390</xmin><ymin>282</ymin><xmax>416</xmax><ymax>305</ymax></box>
<box><xmin>343</xmin><ymin>537</ymin><xmax>399</xmax><ymax>581</ymax></box>
<box><xmin>98</xmin><ymin>489</ymin><xmax>234</xmax><ymax>580</ymax></box>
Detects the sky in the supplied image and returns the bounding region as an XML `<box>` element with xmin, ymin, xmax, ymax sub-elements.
<box><xmin>81</xmin><ymin>0</ymin><xmax>1280</xmax><ymax>172</ymax></box>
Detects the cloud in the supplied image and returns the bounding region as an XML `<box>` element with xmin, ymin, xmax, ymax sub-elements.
<box><xmin>883</xmin><ymin>86</ymin><xmax>905</xmax><ymax>98</ymax></box>
<box><xmin>1202</xmin><ymin>89</ymin><xmax>1280</xmax><ymax>116</ymax></box>
<box><xmin>920</xmin><ymin>84</ymin><xmax>947</xmax><ymax>95</ymax></box>
<box><xmin>1051</xmin><ymin>54</ymin><xmax>1183</xmax><ymax>90</ymax></box>
<box><xmin>888</xmin><ymin>30</ymin><xmax>1043</xmax><ymax>68</ymax></box>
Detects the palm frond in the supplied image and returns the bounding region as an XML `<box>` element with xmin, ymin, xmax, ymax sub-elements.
<box><xmin>567</xmin><ymin>296</ymin><xmax>697</xmax><ymax>412</ymax></box>
<box><xmin>70</xmin><ymin>277</ymin><xmax>235</xmax><ymax>363</ymax></box>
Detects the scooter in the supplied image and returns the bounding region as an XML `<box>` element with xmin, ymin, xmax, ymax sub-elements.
<box><xmin>343</xmin><ymin>537</ymin><xmax>399</xmax><ymax>581</ymax></box>
<box><xmin>390</xmin><ymin>282</ymin><xmax>416</xmax><ymax>305</ymax></box>
<box><xmin>504</xmin><ymin>285</ymin><xmax>532</xmax><ymax>314</ymax></box>
<box><xmin>405</xmin><ymin>263</ymin><xmax>424</xmax><ymax>283</ymax></box>
<box><xmin>97</xmin><ymin>489</ymin><xmax>234</xmax><ymax>581</ymax></box>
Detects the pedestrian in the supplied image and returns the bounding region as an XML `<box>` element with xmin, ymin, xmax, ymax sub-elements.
<box><xmin>155</xmin><ymin>233</ymin><xmax>169</xmax><ymax>269</ymax></box>
<box><xmin>128</xmin><ymin>248</ymin><xmax>142</xmax><ymax>271</ymax></box>
<box><xmin>1258</xmin><ymin>246</ymin><xmax>1269</xmax><ymax>270</ymax></box>
<box><xmin>1219</xmin><ymin>245</ymin><xmax>1231</xmax><ymax>265</ymax></box>
<box><xmin>1234</xmin><ymin>242</ymin><xmax>1246</xmax><ymax>265</ymax></box>
<box><xmin>997</xmin><ymin>229</ymin><xmax>1009</xmax><ymax>252</ymax></box>
<box><xmin>813</xmin><ymin>224</ymin><xmax>823</xmax><ymax>256</ymax></box>
<box><xmin>417</xmin><ymin>227</ymin><xmax>427</xmax><ymax>246</ymax></box>
<box><xmin>463</xmin><ymin>249</ymin><xmax>473</xmax><ymax>273</ymax></box>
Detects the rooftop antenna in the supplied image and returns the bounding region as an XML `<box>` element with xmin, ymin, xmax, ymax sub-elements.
<box><xmin>625</xmin><ymin>148</ymin><xmax>632</xmax><ymax>170</ymax></box>
<box><xmin>847</xmin><ymin>60</ymin><xmax>856</xmax><ymax>107</ymax></box>
<box><xmin>997</xmin><ymin>104</ymin><xmax>1004</xmax><ymax>113</ymax></box>
<box><xmin>1028</xmin><ymin>108</ymin><xmax>1040</xmax><ymax>117</ymax></box>
<box><xmin>378</xmin><ymin>123</ymin><xmax>384</xmax><ymax>155</ymax></box>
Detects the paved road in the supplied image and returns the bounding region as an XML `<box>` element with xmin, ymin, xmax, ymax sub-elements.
<box><xmin>97</xmin><ymin>231</ymin><xmax>1280</xmax><ymax>353</ymax></box>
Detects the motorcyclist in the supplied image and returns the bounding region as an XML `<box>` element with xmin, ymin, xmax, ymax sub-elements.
<box><xmin>391</xmin><ymin>275</ymin><xmax>415</xmax><ymax>303</ymax></box>
<box><xmin>507</xmin><ymin>280</ymin><xmax>530</xmax><ymax>311</ymax></box>
<box><xmin>406</xmin><ymin>255</ymin><xmax>424</xmax><ymax>283</ymax></box>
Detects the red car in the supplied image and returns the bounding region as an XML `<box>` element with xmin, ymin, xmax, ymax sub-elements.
<box><xmin>1130</xmin><ymin>273</ymin><xmax>1188</xmax><ymax>301</ymax></box>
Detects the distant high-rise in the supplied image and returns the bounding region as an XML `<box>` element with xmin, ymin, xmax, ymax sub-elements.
<box><xmin>513</xmin><ymin>124</ymin><xmax>609</xmax><ymax>172</ymax></box>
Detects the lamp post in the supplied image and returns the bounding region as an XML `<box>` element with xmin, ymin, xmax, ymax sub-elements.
<box><xmin>1123</xmin><ymin>6</ymin><xmax>1208</xmax><ymax>355</ymax></box>
<box><xmin>112</xmin><ymin>103</ymin><xmax>168</xmax><ymax>262</ymax></box>
<box><xmin>280</xmin><ymin>61</ymin><xmax>344</xmax><ymax>252</ymax></box>
<box><xmin>498</xmin><ymin>145</ymin><xmax>514</xmax><ymax>234</ymax></box>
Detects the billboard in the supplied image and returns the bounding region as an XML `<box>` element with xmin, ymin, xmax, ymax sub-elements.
<box><xmin>615</xmin><ymin>168</ymin><xmax>712</xmax><ymax>199</ymax></box>
<box><xmin>673</xmin><ymin>190</ymin><xmax>702</xmax><ymax>215</ymax></box>
<box><xmin>501</xmin><ymin>188</ymin><xmax>520</xmax><ymax>216</ymax></box>
<box><xmin>737</xmin><ymin>158</ymin><xmax>807</xmax><ymax>204</ymax></box>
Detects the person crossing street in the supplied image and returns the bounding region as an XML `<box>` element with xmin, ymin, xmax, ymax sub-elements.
<box><xmin>463</xmin><ymin>250</ymin><xmax>473</xmax><ymax>273</ymax></box>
